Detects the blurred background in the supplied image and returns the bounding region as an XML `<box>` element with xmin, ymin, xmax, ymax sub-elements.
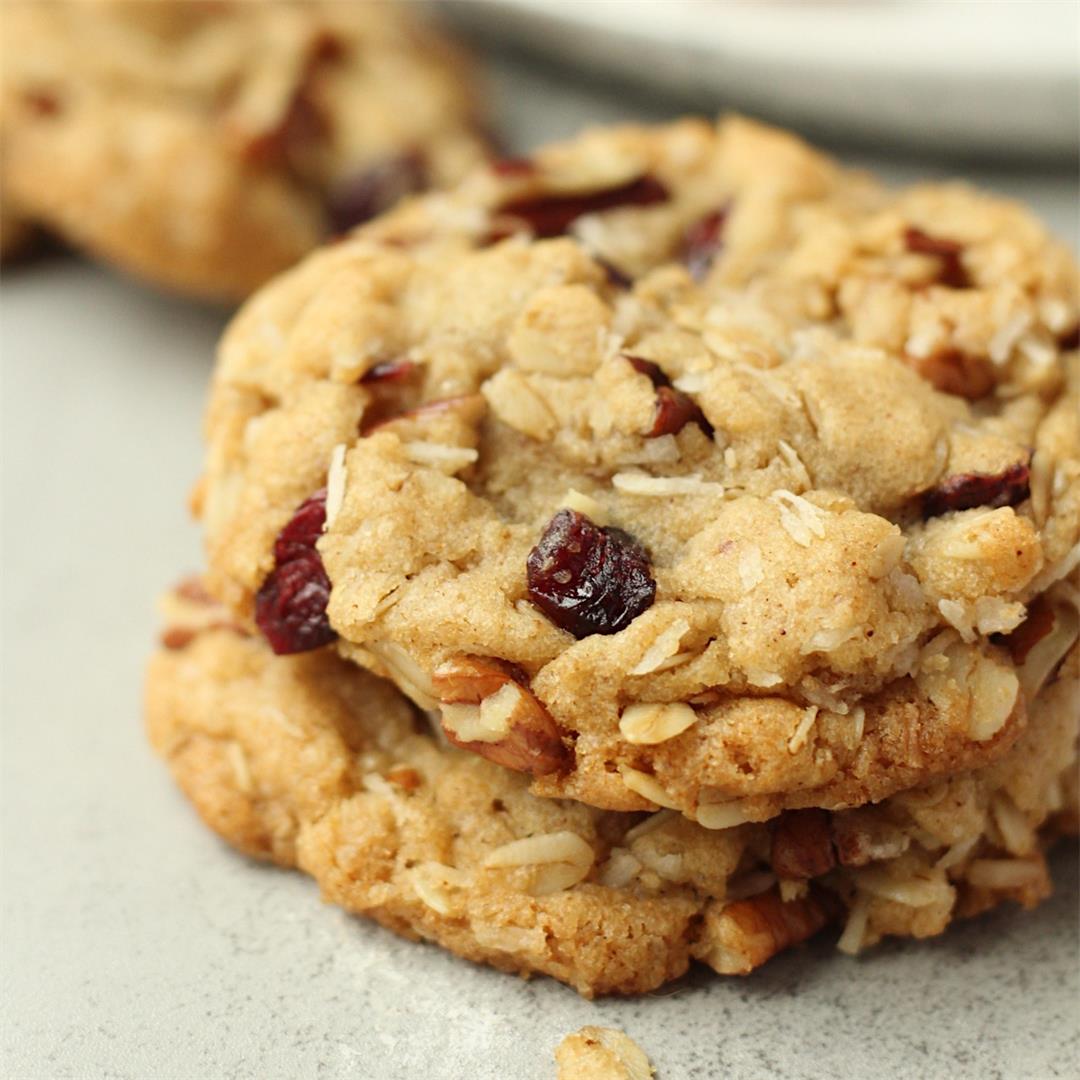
<box><xmin>449</xmin><ymin>0</ymin><xmax>1079</xmax><ymax>161</ymax></box>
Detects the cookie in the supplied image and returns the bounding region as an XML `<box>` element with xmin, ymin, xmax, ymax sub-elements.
<box><xmin>196</xmin><ymin>115</ymin><xmax>1080</xmax><ymax>824</ymax></box>
<box><xmin>0</xmin><ymin>0</ymin><xmax>487</xmax><ymax>300</ymax></box>
<box><xmin>146</xmin><ymin>584</ymin><xmax>1077</xmax><ymax>997</ymax></box>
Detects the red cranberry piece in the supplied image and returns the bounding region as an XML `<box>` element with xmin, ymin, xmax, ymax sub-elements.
<box><xmin>326</xmin><ymin>150</ymin><xmax>428</xmax><ymax>235</ymax></box>
<box><xmin>682</xmin><ymin>207</ymin><xmax>729</xmax><ymax>280</ymax></box>
<box><xmin>526</xmin><ymin>509</ymin><xmax>656</xmax><ymax>638</ymax></box>
<box><xmin>624</xmin><ymin>355</ymin><xmax>669</xmax><ymax>386</ymax></box>
<box><xmin>360</xmin><ymin>360</ymin><xmax>418</xmax><ymax>384</ymax></box>
<box><xmin>651</xmin><ymin>386</ymin><xmax>713</xmax><ymax>438</ymax></box>
<box><xmin>623</xmin><ymin>355</ymin><xmax>713</xmax><ymax>438</ymax></box>
<box><xmin>255</xmin><ymin>490</ymin><xmax>336</xmax><ymax>654</ymax></box>
<box><xmin>499</xmin><ymin>175</ymin><xmax>669</xmax><ymax>239</ymax></box>
<box><xmin>904</xmin><ymin>227</ymin><xmax>971</xmax><ymax>289</ymax></box>
<box><xmin>921</xmin><ymin>459</ymin><xmax>1031</xmax><ymax>519</ymax></box>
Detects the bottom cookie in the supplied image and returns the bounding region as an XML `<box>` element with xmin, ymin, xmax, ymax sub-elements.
<box><xmin>145</xmin><ymin>585</ymin><xmax>1077</xmax><ymax>997</ymax></box>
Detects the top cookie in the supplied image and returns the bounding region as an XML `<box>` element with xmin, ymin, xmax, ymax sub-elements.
<box><xmin>198</xmin><ymin>115</ymin><xmax>1080</xmax><ymax>825</ymax></box>
<box><xmin>0</xmin><ymin>0</ymin><xmax>487</xmax><ymax>299</ymax></box>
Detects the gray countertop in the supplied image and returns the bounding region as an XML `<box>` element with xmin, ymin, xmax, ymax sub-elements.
<box><xmin>2</xmin><ymin>46</ymin><xmax>1077</xmax><ymax>1080</ymax></box>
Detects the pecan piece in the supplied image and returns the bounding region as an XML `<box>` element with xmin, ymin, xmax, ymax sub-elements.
<box><xmin>905</xmin><ymin>226</ymin><xmax>971</xmax><ymax>288</ymax></box>
<box><xmin>697</xmin><ymin>888</ymin><xmax>834</xmax><ymax>975</ymax></box>
<box><xmin>921</xmin><ymin>458</ymin><xmax>1031</xmax><ymax>518</ymax></box>
<box><xmin>770</xmin><ymin>809</ymin><xmax>837</xmax><ymax>879</ymax></box>
<box><xmin>907</xmin><ymin>348</ymin><xmax>995</xmax><ymax>400</ymax></box>
<box><xmin>432</xmin><ymin>655</ymin><xmax>571</xmax><ymax>777</ymax></box>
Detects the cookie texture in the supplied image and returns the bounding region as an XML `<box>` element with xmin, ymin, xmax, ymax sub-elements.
<box><xmin>0</xmin><ymin>0</ymin><xmax>486</xmax><ymax>299</ymax></box>
<box><xmin>197</xmin><ymin>115</ymin><xmax>1080</xmax><ymax>822</ymax></box>
<box><xmin>146</xmin><ymin>586</ymin><xmax>1077</xmax><ymax>997</ymax></box>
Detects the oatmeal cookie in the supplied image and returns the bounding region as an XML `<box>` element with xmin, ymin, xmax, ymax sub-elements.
<box><xmin>0</xmin><ymin>0</ymin><xmax>486</xmax><ymax>299</ymax></box>
<box><xmin>197</xmin><ymin>116</ymin><xmax>1080</xmax><ymax>823</ymax></box>
<box><xmin>146</xmin><ymin>584</ymin><xmax>1077</xmax><ymax>996</ymax></box>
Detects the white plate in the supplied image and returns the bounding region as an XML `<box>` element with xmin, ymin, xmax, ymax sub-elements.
<box><xmin>451</xmin><ymin>0</ymin><xmax>1079</xmax><ymax>156</ymax></box>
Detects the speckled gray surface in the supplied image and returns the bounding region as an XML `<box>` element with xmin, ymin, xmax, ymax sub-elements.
<box><xmin>2</xmin><ymin>46</ymin><xmax>1079</xmax><ymax>1080</ymax></box>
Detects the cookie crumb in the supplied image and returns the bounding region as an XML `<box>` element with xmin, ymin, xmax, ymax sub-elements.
<box><xmin>555</xmin><ymin>1026</ymin><xmax>654</xmax><ymax>1080</ymax></box>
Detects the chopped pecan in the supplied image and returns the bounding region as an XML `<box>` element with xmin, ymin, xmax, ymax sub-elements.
<box><xmin>433</xmin><ymin>655</ymin><xmax>571</xmax><ymax>777</ymax></box>
<box><xmin>905</xmin><ymin>227</ymin><xmax>970</xmax><ymax>288</ymax></box>
<box><xmin>699</xmin><ymin>888</ymin><xmax>834</xmax><ymax>975</ymax></box>
<box><xmin>770</xmin><ymin>809</ymin><xmax>837</xmax><ymax>879</ymax></box>
<box><xmin>907</xmin><ymin>348</ymin><xmax>995</xmax><ymax>400</ymax></box>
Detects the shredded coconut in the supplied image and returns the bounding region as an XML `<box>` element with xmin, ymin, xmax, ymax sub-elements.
<box><xmin>613</xmin><ymin>471</ymin><xmax>724</xmax><ymax>497</ymax></box>
<box><xmin>737</xmin><ymin>545</ymin><xmax>764</xmax><ymax>592</ymax></box>
<box><xmin>770</xmin><ymin>489</ymin><xmax>828</xmax><ymax>546</ymax></box>
<box><xmin>787</xmin><ymin>706</ymin><xmax>819</xmax><ymax>753</ymax></box>
<box><xmin>324</xmin><ymin>443</ymin><xmax>348</xmax><ymax>529</ymax></box>
<box><xmin>402</xmin><ymin>441</ymin><xmax>478</xmax><ymax>471</ymax></box>
<box><xmin>629</xmin><ymin>618</ymin><xmax>691</xmax><ymax>676</ymax></box>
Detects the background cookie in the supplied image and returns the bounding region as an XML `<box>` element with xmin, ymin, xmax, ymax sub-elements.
<box><xmin>146</xmin><ymin>587</ymin><xmax>1077</xmax><ymax>997</ymax></box>
<box><xmin>196</xmin><ymin>116</ymin><xmax>1080</xmax><ymax>823</ymax></box>
<box><xmin>0</xmin><ymin>0</ymin><xmax>487</xmax><ymax>300</ymax></box>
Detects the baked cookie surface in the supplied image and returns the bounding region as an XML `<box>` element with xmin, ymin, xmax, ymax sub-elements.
<box><xmin>0</xmin><ymin>0</ymin><xmax>486</xmax><ymax>299</ymax></box>
<box><xmin>146</xmin><ymin>585</ymin><xmax>1077</xmax><ymax>997</ymax></box>
<box><xmin>197</xmin><ymin>116</ymin><xmax>1080</xmax><ymax>823</ymax></box>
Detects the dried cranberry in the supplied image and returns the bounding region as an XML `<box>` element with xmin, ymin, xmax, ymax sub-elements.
<box><xmin>526</xmin><ymin>509</ymin><xmax>656</xmax><ymax>638</ymax></box>
<box><xmin>499</xmin><ymin>175</ymin><xmax>669</xmax><ymax>239</ymax></box>
<box><xmin>360</xmin><ymin>359</ymin><xmax>418</xmax><ymax>384</ymax></box>
<box><xmin>624</xmin><ymin>355</ymin><xmax>668</xmax><ymax>386</ymax></box>
<box><xmin>904</xmin><ymin>227</ymin><xmax>970</xmax><ymax>289</ymax></box>
<box><xmin>682</xmin><ymin>207</ymin><xmax>729</xmax><ymax>280</ymax></box>
<box><xmin>921</xmin><ymin>459</ymin><xmax>1031</xmax><ymax>519</ymax></box>
<box><xmin>491</xmin><ymin>157</ymin><xmax>537</xmax><ymax>177</ymax></box>
<box><xmin>326</xmin><ymin>150</ymin><xmax>428</xmax><ymax>235</ymax></box>
<box><xmin>624</xmin><ymin>355</ymin><xmax>713</xmax><ymax>438</ymax></box>
<box><xmin>255</xmin><ymin>490</ymin><xmax>336</xmax><ymax>654</ymax></box>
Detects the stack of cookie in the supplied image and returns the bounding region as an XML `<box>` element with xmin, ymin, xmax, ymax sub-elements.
<box><xmin>144</xmin><ymin>112</ymin><xmax>1079</xmax><ymax>996</ymax></box>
